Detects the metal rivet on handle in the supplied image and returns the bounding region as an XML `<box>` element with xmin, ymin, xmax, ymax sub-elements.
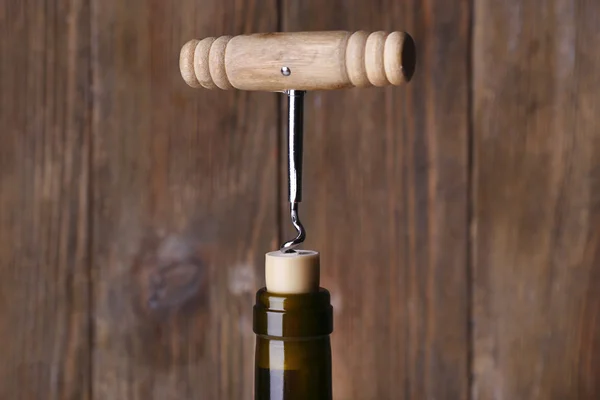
<box><xmin>281</xmin><ymin>66</ymin><xmax>291</xmax><ymax>76</ymax></box>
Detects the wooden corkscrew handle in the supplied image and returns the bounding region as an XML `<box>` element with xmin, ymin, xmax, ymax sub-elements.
<box><xmin>180</xmin><ymin>31</ymin><xmax>416</xmax><ymax>91</ymax></box>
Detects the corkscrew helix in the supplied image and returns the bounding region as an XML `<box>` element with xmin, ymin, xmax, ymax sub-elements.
<box><xmin>179</xmin><ymin>31</ymin><xmax>416</xmax><ymax>252</ymax></box>
<box><xmin>280</xmin><ymin>89</ymin><xmax>306</xmax><ymax>252</ymax></box>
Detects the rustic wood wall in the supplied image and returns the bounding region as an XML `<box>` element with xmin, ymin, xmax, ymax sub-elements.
<box><xmin>1</xmin><ymin>0</ymin><xmax>598</xmax><ymax>399</ymax></box>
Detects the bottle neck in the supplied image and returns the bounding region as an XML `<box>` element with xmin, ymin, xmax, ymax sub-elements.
<box><xmin>255</xmin><ymin>335</ymin><xmax>332</xmax><ymax>400</ymax></box>
<box><xmin>253</xmin><ymin>288</ymin><xmax>333</xmax><ymax>400</ymax></box>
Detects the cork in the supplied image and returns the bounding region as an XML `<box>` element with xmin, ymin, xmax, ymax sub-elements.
<box><xmin>265</xmin><ymin>250</ymin><xmax>320</xmax><ymax>294</ymax></box>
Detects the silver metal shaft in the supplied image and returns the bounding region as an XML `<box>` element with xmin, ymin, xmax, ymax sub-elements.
<box><xmin>280</xmin><ymin>90</ymin><xmax>306</xmax><ymax>253</ymax></box>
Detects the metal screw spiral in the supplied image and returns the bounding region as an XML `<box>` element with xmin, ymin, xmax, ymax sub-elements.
<box><xmin>280</xmin><ymin>90</ymin><xmax>306</xmax><ymax>253</ymax></box>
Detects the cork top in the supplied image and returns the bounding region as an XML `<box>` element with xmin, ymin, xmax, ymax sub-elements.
<box><xmin>265</xmin><ymin>250</ymin><xmax>320</xmax><ymax>294</ymax></box>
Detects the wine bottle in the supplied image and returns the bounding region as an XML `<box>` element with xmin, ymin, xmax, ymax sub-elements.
<box><xmin>253</xmin><ymin>251</ymin><xmax>333</xmax><ymax>400</ymax></box>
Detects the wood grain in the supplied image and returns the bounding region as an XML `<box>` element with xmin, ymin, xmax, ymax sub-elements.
<box><xmin>282</xmin><ymin>1</ymin><xmax>470</xmax><ymax>399</ymax></box>
<box><xmin>473</xmin><ymin>0</ymin><xmax>600</xmax><ymax>398</ymax></box>
<box><xmin>0</xmin><ymin>0</ymin><xmax>92</xmax><ymax>398</ymax></box>
<box><xmin>7</xmin><ymin>0</ymin><xmax>600</xmax><ymax>398</ymax></box>
<box><xmin>90</xmin><ymin>0</ymin><xmax>277</xmax><ymax>398</ymax></box>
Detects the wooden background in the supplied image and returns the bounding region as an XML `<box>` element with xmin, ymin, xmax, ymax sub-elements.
<box><xmin>1</xmin><ymin>0</ymin><xmax>599</xmax><ymax>399</ymax></box>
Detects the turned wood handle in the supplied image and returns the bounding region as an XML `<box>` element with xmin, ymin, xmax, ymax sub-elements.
<box><xmin>180</xmin><ymin>31</ymin><xmax>416</xmax><ymax>91</ymax></box>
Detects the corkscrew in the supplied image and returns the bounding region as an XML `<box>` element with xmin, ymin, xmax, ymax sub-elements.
<box><xmin>180</xmin><ymin>30</ymin><xmax>416</xmax><ymax>254</ymax></box>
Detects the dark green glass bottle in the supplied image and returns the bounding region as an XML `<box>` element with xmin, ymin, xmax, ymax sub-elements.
<box><xmin>253</xmin><ymin>287</ymin><xmax>333</xmax><ymax>400</ymax></box>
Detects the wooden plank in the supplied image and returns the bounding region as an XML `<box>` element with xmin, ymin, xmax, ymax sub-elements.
<box><xmin>473</xmin><ymin>1</ymin><xmax>600</xmax><ymax>398</ymax></box>
<box><xmin>0</xmin><ymin>0</ymin><xmax>92</xmax><ymax>399</ymax></box>
<box><xmin>283</xmin><ymin>1</ymin><xmax>470</xmax><ymax>399</ymax></box>
<box><xmin>90</xmin><ymin>0</ymin><xmax>277</xmax><ymax>398</ymax></box>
